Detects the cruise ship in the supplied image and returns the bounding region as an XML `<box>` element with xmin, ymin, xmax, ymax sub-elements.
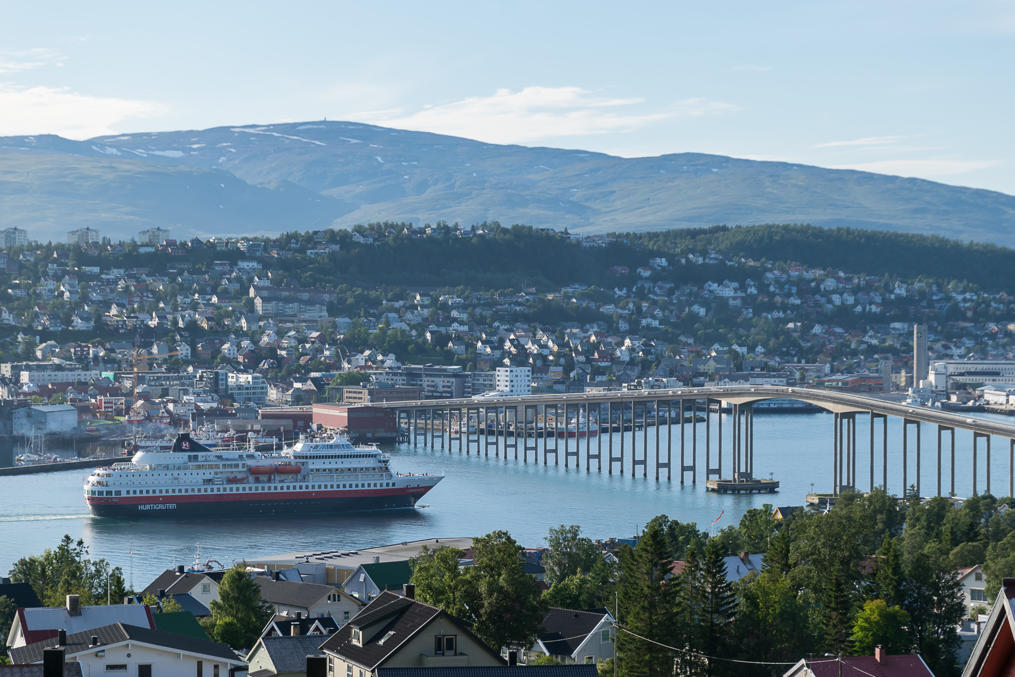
<box><xmin>84</xmin><ymin>432</ymin><xmax>443</xmax><ymax>518</ymax></box>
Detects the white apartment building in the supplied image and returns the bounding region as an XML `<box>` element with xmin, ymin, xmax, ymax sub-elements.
<box><xmin>495</xmin><ymin>366</ymin><xmax>532</xmax><ymax>395</ymax></box>
<box><xmin>929</xmin><ymin>361</ymin><xmax>1015</xmax><ymax>391</ymax></box>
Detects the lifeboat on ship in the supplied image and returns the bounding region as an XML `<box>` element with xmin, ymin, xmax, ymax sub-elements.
<box><xmin>275</xmin><ymin>464</ymin><xmax>301</xmax><ymax>474</ymax></box>
<box><xmin>226</xmin><ymin>476</ymin><xmax>246</xmax><ymax>483</ymax></box>
<box><xmin>249</xmin><ymin>465</ymin><xmax>276</xmax><ymax>474</ymax></box>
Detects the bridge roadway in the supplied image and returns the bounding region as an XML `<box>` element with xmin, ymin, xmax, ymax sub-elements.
<box><xmin>377</xmin><ymin>385</ymin><xmax>1015</xmax><ymax>437</ymax></box>
<box><xmin>373</xmin><ymin>385</ymin><xmax>1015</xmax><ymax>497</ymax></box>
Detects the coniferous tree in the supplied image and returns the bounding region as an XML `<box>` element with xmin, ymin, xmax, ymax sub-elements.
<box><xmin>616</xmin><ymin>521</ymin><xmax>680</xmax><ymax>677</ymax></box>
<box><xmin>821</xmin><ymin>569</ymin><xmax>853</xmax><ymax>655</ymax></box>
<box><xmin>686</xmin><ymin>540</ymin><xmax>737</xmax><ymax>677</ymax></box>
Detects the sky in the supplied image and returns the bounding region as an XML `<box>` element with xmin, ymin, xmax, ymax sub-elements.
<box><xmin>0</xmin><ymin>0</ymin><xmax>1013</xmax><ymax>194</ymax></box>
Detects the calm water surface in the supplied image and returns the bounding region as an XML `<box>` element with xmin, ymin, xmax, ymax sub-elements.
<box><xmin>1</xmin><ymin>412</ymin><xmax>1013</xmax><ymax>588</ymax></box>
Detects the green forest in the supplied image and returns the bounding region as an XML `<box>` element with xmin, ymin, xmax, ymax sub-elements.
<box><xmin>411</xmin><ymin>492</ymin><xmax>1015</xmax><ymax>677</ymax></box>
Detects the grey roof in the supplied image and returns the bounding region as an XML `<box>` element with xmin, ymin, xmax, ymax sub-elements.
<box><xmin>9</xmin><ymin>623</ymin><xmax>241</xmax><ymax>665</ymax></box>
<box><xmin>538</xmin><ymin>608</ymin><xmax>610</xmax><ymax>658</ymax></box>
<box><xmin>254</xmin><ymin>577</ymin><xmax>354</xmax><ymax>609</ymax></box>
<box><xmin>379</xmin><ymin>667</ymin><xmax>600</xmax><ymax>677</ymax></box>
<box><xmin>0</xmin><ymin>664</ymin><xmax>83</xmax><ymax>677</ymax></box>
<box><xmin>141</xmin><ymin>569</ymin><xmax>210</xmax><ymax>597</ymax></box>
<box><xmin>252</xmin><ymin>635</ymin><xmax>326</xmax><ymax>673</ymax></box>
<box><xmin>170</xmin><ymin>593</ymin><xmax>211</xmax><ymax>617</ymax></box>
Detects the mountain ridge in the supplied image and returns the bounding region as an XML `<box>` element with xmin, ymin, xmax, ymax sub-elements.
<box><xmin>1</xmin><ymin>121</ymin><xmax>1013</xmax><ymax>244</ymax></box>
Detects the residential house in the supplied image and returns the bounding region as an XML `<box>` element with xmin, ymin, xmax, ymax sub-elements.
<box><xmin>8</xmin><ymin>623</ymin><xmax>243</xmax><ymax>677</ymax></box>
<box><xmin>528</xmin><ymin>608</ymin><xmax>614</xmax><ymax>665</ymax></box>
<box><xmin>962</xmin><ymin>577</ymin><xmax>1015</xmax><ymax>677</ymax></box>
<box><xmin>259</xmin><ymin>615</ymin><xmax>339</xmax><ymax>640</ymax></box>
<box><xmin>784</xmin><ymin>648</ymin><xmax>933</xmax><ymax>677</ymax></box>
<box><xmin>957</xmin><ymin>565</ymin><xmax>988</xmax><ymax>618</ymax></box>
<box><xmin>246</xmin><ymin>634</ymin><xmax>326</xmax><ymax>677</ymax></box>
<box><xmin>253</xmin><ymin>577</ymin><xmax>362</xmax><ymax>623</ymax></box>
<box><xmin>319</xmin><ymin>589</ymin><xmax>503</xmax><ymax>677</ymax></box>
<box><xmin>140</xmin><ymin>566</ymin><xmax>220</xmax><ymax>611</ymax></box>
<box><xmin>342</xmin><ymin>561</ymin><xmax>414</xmax><ymax>602</ymax></box>
<box><xmin>6</xmin><ymin>595</ymin><xmax>154</xmax><ymax>649</ymax></box>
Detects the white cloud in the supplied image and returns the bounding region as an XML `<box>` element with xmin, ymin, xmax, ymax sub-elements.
<box><xmin>832</xmin><ymin>158</ymin><xmax>1000</xmax><ymax>178</ymax></box>
<box><xmin>813</xmin><ymin>135</ymin><xmax>905</xmax><ymax>149</ymax></box>
<box><xmin>362</xmin><ymin>86</ymin><xmax>734</xmax><ymax>145</ymax></box>
<box><xmin>0</xmin><ymin>48</ymin><xmax>63</xmax><ymax>74</ymax></box>
<box><xmin>0</xmin><ymin>84</ymin><xmax>165</xmax><ymax>139</ymax></box>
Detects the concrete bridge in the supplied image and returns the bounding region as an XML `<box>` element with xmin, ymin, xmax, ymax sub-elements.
<box><xmin>372</xmin><ymin>385</ymin><xmax>1015</xmax><ymax>498</ymax></box>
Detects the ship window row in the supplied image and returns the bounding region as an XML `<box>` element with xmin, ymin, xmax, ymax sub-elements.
<box><xmin>95</xmin><ymin>482</ymin><xmax>399</xmax><ymax>497</ymax></box>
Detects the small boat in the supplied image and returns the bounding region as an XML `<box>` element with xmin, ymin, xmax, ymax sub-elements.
<box><xmin>249</xmin><ymin>465</ymin><xmax>276</xmax><ymax>474</ymax></box>
<box><xmin>275</xmin><ymin>464</ymin><xmax>301</xmax><ymax>474</ymax></box>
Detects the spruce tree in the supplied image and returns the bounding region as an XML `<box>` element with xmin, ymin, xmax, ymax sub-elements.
<box><xmin>686</xmin><ymin>540</ymin><xmax>737</xmax><ymax>677</ymax></box>
<box><xmin>616</xmin><ymin>520</ymin><xmax>680</xmax><ymax>677</ymax></box>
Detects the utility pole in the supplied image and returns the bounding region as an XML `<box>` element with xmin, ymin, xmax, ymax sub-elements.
<box><xmin>614</xmin><ymin>590</ymin><xmax>619</xmax><ymax>677</ymax></box>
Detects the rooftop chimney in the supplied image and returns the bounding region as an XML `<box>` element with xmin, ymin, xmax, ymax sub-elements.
<box><xmin>508</xmin><ymin>650</ymin><xmax>518</xmax><ymax>666</ymax></box>
<box><xmin>177</xmin><ymin>564</ymin><xmax>185</xmax><ymax>575</ymax></box>
<box><xmin>373</xmin><ymin>555</ymin><xmax>381</xmax><ymax>564</ymax></box>
<box><xmin>57</xmin><ymin>629</ymin><xmax>67</xmax><ymax>646</ymax></box>
<box><xmin>874</xmin><ymin>645</ymin><xmax>883</xmax><ymax>663</ymax></box>
<box><xmin>90</xmin><ymin>635</ymin><xmax>99</xmax><ymax>647</ymax></box>
<box><xmin>403</xmin><ymin>583</ymin><xmax>415</xmax><ymax>600</ymax></box>
<box><xmin>291</xmin><ymin>621</ymin><xmax>300</xmax><ymax>637</ymax></box>
<box><xmin>306</xmin><ymin>655</ymin><xmax>327</xmax><ymax>677</ymax></box>
<box><xmin>123</xmin><ymin>596</ymin><xmax>131</xmax><ymax>605</ymax></box>
<box><xmin>43</xmin><ymin>647</ymin><xmax>65</xmax><ymax>677</ymax></box>
<box><xmin>66</xmin><ymin>595</ymin><xmax>80</xmax><ymax>616</ymax></box>
<box><xmin>296</xmin><ymin>611</ymin><xmax>303</xmax><ymax>620</ymax></box>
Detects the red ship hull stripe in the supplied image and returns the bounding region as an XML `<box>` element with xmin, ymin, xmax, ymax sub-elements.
<box><xmin>86</xmin><ymin>485</ymin><xmax>436</xmax><ymax>506</ymax></box>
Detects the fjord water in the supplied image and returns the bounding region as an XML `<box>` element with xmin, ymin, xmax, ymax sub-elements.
<box><xmin>1</xmin><ymin>411</ymin><xmax>1012</xmax><ymax>587</ymax></box>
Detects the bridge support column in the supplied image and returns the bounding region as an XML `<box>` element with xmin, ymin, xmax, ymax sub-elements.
<box><xmin>631</xmin><ymin>401</ymin><xmax>638</xmax><ymax>476</ymax></box>
<box><xmin>633</xmin><ymin>402</ymin><xmax>646</xmax><ymax>478</ymax></box>
<box><xmin>618</xmin><ymin>402</ymin><xmax>625</xmax><ymax>476</ymax></box>
<box><xmin>936</xmin><ymin>426</ymin><xmax>954</xmax><ymax>497</ymax></box>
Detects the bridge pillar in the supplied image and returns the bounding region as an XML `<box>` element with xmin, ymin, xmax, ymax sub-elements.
<box><xmin>971</xmin><ymin>431</ymin><xmax>992</xmax><ymax>496</ymax></box>
<box><xmin>633</xmin><ymin>401</ymin><xmax>646</xmax><ymax>478</ymax></box>
<box><xmin>585</xmin><ymin>402</ymin><xmax>593</xmax><ymax>473</ymax></box>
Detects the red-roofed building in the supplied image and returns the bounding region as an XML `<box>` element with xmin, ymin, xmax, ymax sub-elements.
<box><xmin>785</xmin><ymin>649</ymin><xmax>933</xmax><ymax>677</ymax></box>
<box><xmin>963</xmin><ymin>577</ymin><xmax>1015</xmax><ymax>677</ymax></box>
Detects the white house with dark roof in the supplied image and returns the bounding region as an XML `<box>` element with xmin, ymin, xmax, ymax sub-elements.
<box><xmin>528</xmin><ymin>608</ymin><xmax>614</xmax><ymax>665</ymax></box>
<box><xmin>141</xmin><ymin>566</ymin><xmax>220</xmax><ymax>610</ymax></box>
<box><xmin>253</xmin><ymin>577</ymin><xmax>362</xmax><ymax>624</ymax></box>
<box><xmin>8</xmin><ymin>622</ymin><xmax>243</xmax><ymax>676</ymax></box>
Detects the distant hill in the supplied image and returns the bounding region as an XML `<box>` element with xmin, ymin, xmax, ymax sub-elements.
<box><xmin>1</xmin><ymin>121</ymin><xmax>1014</xmax><ymax>244</ymax></box>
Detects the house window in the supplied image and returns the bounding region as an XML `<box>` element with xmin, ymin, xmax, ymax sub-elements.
<box><xmin>343</xmin><ymin>611</ymin><xmax>351</xmax><ymax>622</ymax></box>
<box><xmin>351</xmin><ymin>628</ymin><xmax>362</xmax><ymax>645</ymax></box>
<box><xmin>347</xmin><ymin>665</ymin><xmax>353</xmax><ymax>677</ymax></box>
<box><xmin>975</xmin><ymin>572</ymin><xmax>983</xmax><ymax>581</ymax></box>
<box><xmin>213</xmin><ymin>666</ymin><xmax>220</xmax><ymax>677</ymax></box>
<box><xmin>585</xmin><ymin>656</ymin><xmax>595</xmax><ymax>664</ymax></box>
<box><xmin>972</xmin><ymin>589</ymin><xmax>987</xmax><ymax>602</ymax></box>
<box><xmin>601</xmin><ymin>629</ymin><xmax>611</xmax><ymax>643</ymax></box>
<box><xmin>202</xmin><ymin>583</ymin><xmax>211</xmax><ymax>593</ymax></box>
<box><xmin>435</xmin><ymin>634</ymin><xmax>457</xmax><ymax>656</ymax></box>
<box><xmin>197</xmin><ymin>660</ymin><xmax>203</xmax><ymax>677</ymax></box>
